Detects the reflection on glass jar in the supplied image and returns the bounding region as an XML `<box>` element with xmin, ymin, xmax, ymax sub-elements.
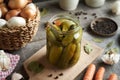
<box><xmin>46</xmin><ymin>14</ymin><xmax>83</xmax><ymax>69</ymax></box>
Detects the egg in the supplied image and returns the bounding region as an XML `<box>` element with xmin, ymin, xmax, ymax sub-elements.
<box><xmin>0</xmin><ymin>19</ymin><xmax>7</xmax><ymax>28</ymax></box>
<box><xmin>0</xmin><ymin>3</ymin><xmax>8</xmax><ymax>17</ymax></box>
<box><xmin>5</xmin><ymin>9</ymin><xmax>21</xmax><ymax>20</ymax></box>
<box><xmin>8</xmin><ymin>0</ymin><xmax>28</xmax><ymax>9</ymax></box>
<box><xmin>7</xmin><ymin>17</ymin><xmax>26</xmax><ymax>27</ymax></box>
<box><xmin>26</xmin><ymin>3</ymin><xmax>37</xmax><ymax>12</ymax></box>
<box><xmin>20</xmin><ymin>3</ymin><xmax>36</xmax><ymax>19</ymax></box>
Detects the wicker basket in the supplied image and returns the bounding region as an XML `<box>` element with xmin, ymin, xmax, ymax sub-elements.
<box><xmin>0</xmin><ymin>8</ymin><xmax>40</xmax><ymax>50</ymax></box>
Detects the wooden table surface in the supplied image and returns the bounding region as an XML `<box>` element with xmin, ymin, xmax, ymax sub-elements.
<box><xmin>7</xmin><ymin>0</ymin><xmax>120</xmax><ymax>80</ymax></box>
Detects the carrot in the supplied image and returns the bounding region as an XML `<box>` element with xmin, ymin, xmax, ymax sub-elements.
<box><xmin>108</xmin><ymin>73</ymin><xmax>118</xmax><ymax>80</ymax></box>
<box><xmin>53</xmin><ymin>20</ymin><xmax>61</xmax><ymax>26</ymax></box>
<box><xmin>83</xmin><ymin>64</ymin><xmax>96</xmax><ymax>80</ymax></box>
<box><xmin>95</xmin><ymin>67</ymin><xmax>105</xmax><ymax>80</ymax></box>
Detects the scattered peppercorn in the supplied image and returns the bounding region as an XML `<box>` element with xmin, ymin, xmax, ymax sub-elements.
<box><xmin>45</xmin><ymin>22</ymin><xmax>50</xmax><ymax>29</ymax></box>
<box><xmin>40</xmin><ymin>8</ymin><xmax>44</xmax><ymax>12</ymax></box>
<box><xmin>82</xmin><ymin>28</ymin><xmax>85</xmax><ymax>30</ymax></box>
<box><xmin>59</xmin><ymin>73</ymin><xmax>63</xmax><ymax>76</ymax></box>
<box><xmin>94</xmin><ymin>16</ymin><xmax>97</xmax><ymax>18</ymax></box>
<box><xmin>69</xmin><ymin>12</ymin><xmax>72</xmax><ymax>14</ymax></box>
<box><xmin>77</xmin><ymin>16</ymin><xmax>80</xmax><ymax>19</ymax></box>
<box><xmin>80</xmin><ymin>11</ymin><xmax>83</xmax><ymax>15</ymax></box>
<box><xmin>93</xmin><ymin>19</ymin><xmax>117</xmax><ymax>35</ymax></box>
<box><xmin>92</xmin><ymin>13</ymin><xmax>96</xmax><ymax>16</ymax></box>
<box><xmin>54</xmin><ymin>76</ymin><xmax>59</xmax><ymax>79</ymax></box>
<box><xmin>83</xmin><ymin>12</ymin><xmax>87</xmax><ymax>15</ymax></box>
<box><xmin>48</xmin><ymin>74</ymin><xmax>53</xmax><ymax>77</ymax></box>
<box><xmin>84</xmin><ymin>17</ymin><xmax>87</xmax><ymax>19</ymax></box>
<box><xmin>75</xmin><ymin>12</ymin><xmax>79</xmax><ymax>16</ymax></box>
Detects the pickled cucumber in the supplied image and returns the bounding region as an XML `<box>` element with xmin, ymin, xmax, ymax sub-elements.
<box><xmin>62</xmin><ymin>35</ymin><xmax>74</xmax><ymax>46</ymax></box>
<box><xmin>46</xmin><ymin>40</ymin><xmax>51</xmax><ymax>58</ymax></box>
<box><xmin>49</xmin><ymin>45</ymin><xmax>63</xmax><ymax>65</ymax></box>
<box><xmin>46</xmin><ymin>27</ymin><xmax>56</xmax><ymax>42</ymax></box>
<box><xmin>58</xmin><ymin>43</ymin><xmax>76</xmax><ymax>68</ymax></box>
<box><xmin>69</xmin><ymin>25</ymin><xmax>77</xmax><ymax>30</ymax></box>
<box><xmin>69</xmin><ymin>43</ymin><xmax>80</xmax><ymax>65</ymax></box>
<box><xmin>53</xmin><ymin>25</ymin><xmax>61</xmax><ymax>31</ymax></box>
<box><xmin>61</xmin><ymin>20</ymin><xmax>76</xmax><ymax>32</ymax></box>
<box><xmin>50</xmin><ymin>26</ymin><xmax>63</xmax><ymax>42</ymax></box>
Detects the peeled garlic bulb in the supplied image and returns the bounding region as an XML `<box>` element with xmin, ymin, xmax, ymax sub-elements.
<box><xmin>0</xmin><ymin>50</ymin><xmax>11</xmax><ymax>71</ymax></box>
<box><xmin>7</xmin><ymin>17</ymin><xmax>26</xmax><ymax>27</ymax></box>
<box><xmin>12</xmin><ymin>72</ymin><xmax>23</xmax><ymax>80</ymax></box>
<box><xmin>102</xmin><ymin>48</ymin><xmax>120</xmax><ymax>65</ymax></box>
<box><xmin>102</xmin><ymin>53</ymin><xmax>120</xmax><ymax>65</ymax></box>
<box><xmin>0</xmin><ymin>19</ymin><xmax>7</xmax><ymax>28</ymax></box>
<box><xmin>112</xmin><ymin>1</ymin><xmax>120</xmax><ymax>15</ymax></box>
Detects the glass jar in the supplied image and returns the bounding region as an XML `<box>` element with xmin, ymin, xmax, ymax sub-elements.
<box><xmin>59</xmin><ymin>0</ymin><xmax>79</xmax><ymax>11</ymax></box>
<box><xmin>46</xmin><ymin>14</ymin><xmax>83</xmax><ymax>69</ymax></box>
<box><xmin>85</xmin><ymin>0</ymin><xmax>105</xmax><ymax>8</ymax></box>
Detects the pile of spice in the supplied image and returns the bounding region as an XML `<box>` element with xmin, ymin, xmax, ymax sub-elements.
<box><xmin>91</xmin><ymin>18</ymin><xmax>118</xmax><ymax>36</ymax></box>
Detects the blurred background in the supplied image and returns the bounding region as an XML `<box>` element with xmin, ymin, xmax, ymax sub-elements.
<box><xmin>33</xmin><ymin>0</ymin><xmax>51</xmax><ymax>2</ymax></box>
<box><xmin>33</xmin><ymin>0</ymin><xmax>84</xmax><ymax>2</ymax></box>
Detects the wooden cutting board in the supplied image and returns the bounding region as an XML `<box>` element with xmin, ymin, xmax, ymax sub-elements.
<box><xmin>23</xmin><ymin>39</ymin><xmax>104</xmax><ymax>80</ymax></box>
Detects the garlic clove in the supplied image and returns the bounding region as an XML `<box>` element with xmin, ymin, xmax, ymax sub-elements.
<box><xmin>12</xmin><ymin>72</ymin><xmax>23</xmax><ymax>80</ymax></box>
<box><xmin>112</xmin><ymin>1</ymin><xmax>120</xmax><ymax>15</ymax></box>
<box><xmin>0</xmin><ymin>50</ymin><xmax>11</xmax><ymax>71</ymax></box>
<box><xmin>7</xmin><ymin>17</ymin><xmax>26</xmax><ymax>27</ymax></box>
<box><xmin>112</xmin><ymin>54</ymin><xmax>120</xmax><ymax>64</ymax></box>
<box><xmin>0</xmin><ymin>19</ymin><xmax>7</xmax><ymax>28</ymax></box>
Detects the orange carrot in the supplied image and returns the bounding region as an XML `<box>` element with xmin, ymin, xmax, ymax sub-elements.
<box><xmin>95</xmin><ymin>67</ymin><xmax>105</xmax><ymax>80</ymax></box>
<box><xmin>83</xmin><ymin>64</ymin><xmax>96</xmax><ymax>80</ymax></box>
<box><xmin>53</xmin><ymin>20</ymin><xmax>61</xmax><ymax>26</ymax></box>
<box><xmin>108</xmin><ymin>73</ymin><xmax>118</xmax><ymax>80</ymax></box>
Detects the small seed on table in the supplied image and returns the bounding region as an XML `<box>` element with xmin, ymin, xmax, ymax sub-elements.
<box><xmin>84</xmin><ymin>17</ymin><xmax>87</xmax><ymax>19</ymax></box>
<box><xmin>59</xmin><ymin>73</ymin><xmax>63</xmax><ymax>76</ymax></box>
<box><xmin>54</xmin><ymin>76</ymin><xmax>59</xmax><ymax>79</ymax></box>
<box><xmin>48</xmin><ymin>74</ymin><xmax>52</xmax><ymax>77</ymax></box>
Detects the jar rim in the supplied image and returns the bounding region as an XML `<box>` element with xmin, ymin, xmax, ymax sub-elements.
<box><xmin>48</xmin><ymin>13</ymin><xmax>81</xmax><ymax>34</ymax></box>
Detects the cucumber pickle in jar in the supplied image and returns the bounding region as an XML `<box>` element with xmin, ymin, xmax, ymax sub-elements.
<box><xmin>46</xmin><ymin>14</ymin><xmax>83</xmax><ymax>68</ymax></box>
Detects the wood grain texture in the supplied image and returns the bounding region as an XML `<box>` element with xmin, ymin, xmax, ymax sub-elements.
<box><xmin>23</xmin><ymin>39</ymin><xmax>104</xmax><ymax>80</ymax></box>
